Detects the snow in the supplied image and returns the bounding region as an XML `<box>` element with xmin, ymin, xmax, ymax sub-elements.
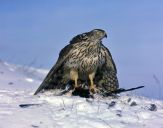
<box><xmin>25</xmin><ymin>78</ymin><xmax>34</xmax><ymax>83</ymax></box>
<box><xmin>0</xmin><ymin>61</ymin><xmax>163</xmax><ymax>128</ymax></box>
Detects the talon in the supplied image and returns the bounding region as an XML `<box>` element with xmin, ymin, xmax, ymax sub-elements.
<box><xmin>90</xmin><ymin>88</ymin><xmax>95</xmax><ymax>94</ymax></box>
<box><xmin>89</xmin><ymin>85</ymin><xmax>99</xmax><ymax>94</ymax></box>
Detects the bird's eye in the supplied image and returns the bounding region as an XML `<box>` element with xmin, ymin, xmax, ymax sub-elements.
<box><xmin>82</xmin><ymin>33</ymin><xmax>87</xmax><ymax>37</ymax></box>
<box><xmin>81</xmin><ymin>33</ymin><xmax>88</xmax><ymax>39</ymax></box>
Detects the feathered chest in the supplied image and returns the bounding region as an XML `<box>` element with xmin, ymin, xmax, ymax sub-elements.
<box><xmin>65</xmin><ymin>42</ymin><xmax>105</xmax><ymax>72</ymax></box>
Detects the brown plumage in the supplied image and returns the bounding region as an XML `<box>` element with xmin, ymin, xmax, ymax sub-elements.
<box><xmin>34</xmin><ymin>29</ymin><xmax>118</xmax><ymax>95</ymax></box>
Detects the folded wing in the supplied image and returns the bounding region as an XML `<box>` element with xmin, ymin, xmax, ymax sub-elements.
<box><xmin>95</xmin><ymin>44</ymin><xmax>119</xmax><ymax>93</ymax></box>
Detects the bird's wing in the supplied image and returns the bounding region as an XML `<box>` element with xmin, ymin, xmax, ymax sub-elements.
<box><xmin>34</xmin><ymin>44</ymin><xmax>73</xmax><ymax>95</ymax></box>
<box><xmin>101</xmin><ymin>43</ymin><xmax>117</xmax><ymax>73</ymax></box>
<box><xmin>95</xmin><ymin>43</ymin><xmax>119</xmax><ymax>93</ymax></box>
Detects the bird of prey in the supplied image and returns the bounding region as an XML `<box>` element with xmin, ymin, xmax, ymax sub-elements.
<box><xmin>34</xmin><ymin>29</ymin><xmax>119</xmax><ymax>95</ymax></box>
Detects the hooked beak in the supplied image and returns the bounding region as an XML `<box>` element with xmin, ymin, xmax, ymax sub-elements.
<box><xmin>104</xmin><ymin>33</ymin><xmax>107</xmax><ymax>38</ymax></box>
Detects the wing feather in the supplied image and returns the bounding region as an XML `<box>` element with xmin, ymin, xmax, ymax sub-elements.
<box><xmin>101</xmin><ymin>43</ymin><xmax>117</xmax><ymax>73</ymax></box>
<box><xmin>94</xmin><ymin>43</ymin><xmax>119</xmax><ymax>92</ymax></box>
<box><xmin>34</xmin><ymin>44</ymin><xmax>73</xmax><ymax>95</ymax></box>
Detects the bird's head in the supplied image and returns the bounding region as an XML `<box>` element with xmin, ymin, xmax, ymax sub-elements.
<box><xmin>88</xmin><ymin>29</ymin><xmax>107</xmax><ymax>41</ymax></box>
<box><xmin>70</xmin><ymin>29</ymin><xmax>107</xmax><ymax>44</ymax></box>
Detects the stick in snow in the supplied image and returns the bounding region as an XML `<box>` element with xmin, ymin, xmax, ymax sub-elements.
<box><xmin>19</xmin><ymin>104</ymin><xmax>41</xmax><ymax>108</ymax></box>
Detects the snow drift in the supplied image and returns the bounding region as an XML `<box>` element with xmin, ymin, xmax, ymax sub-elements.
<box><xmin>0</xmin><ymin>61</ymin><xmax>163</xmax><ymax>128</ymax></box>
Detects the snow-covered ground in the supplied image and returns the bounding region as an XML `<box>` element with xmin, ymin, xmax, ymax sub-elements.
<box><xmin>0</xmin><ymin>61</ymin><xmax>163</xmax><ymax>128</ymax></box>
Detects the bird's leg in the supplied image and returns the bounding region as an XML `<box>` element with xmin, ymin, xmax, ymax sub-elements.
<box><xmin>70</xmin><ymin>69</ymin><xmax>79</xmax><ymax>90</ymax></box>
<box><xmin>89</xmin><ymin>72</ymin><xmax>98</xmax><ymax>93</ymax></box>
